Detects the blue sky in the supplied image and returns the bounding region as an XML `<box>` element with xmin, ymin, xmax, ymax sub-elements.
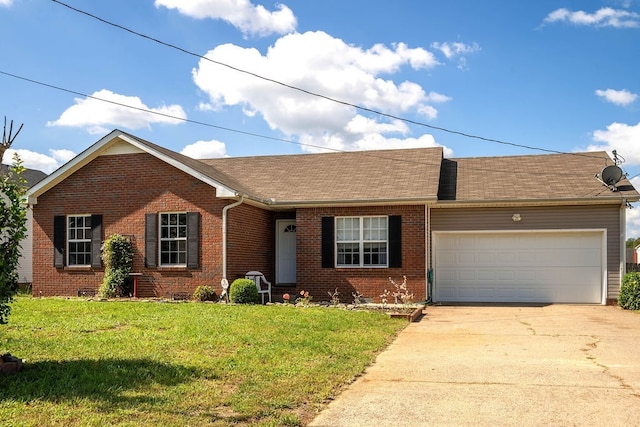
<box><xmin>2</xmin><ymin>1</ymin><xmax>640</xmax><ymax>233</ymax></box>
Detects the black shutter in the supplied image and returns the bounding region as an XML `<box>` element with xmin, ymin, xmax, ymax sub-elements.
<box><xmin>145</xmin><ymin>213</ymin><xmax>157</xmax><ymax>268</ymax></box>
<box><xmin>91</xmin><ymin>215</ymin><xmax>103</xmax><ymax>268</ymax></box>
<box><xmin>187</xmin><ymin>212</ymin><xmax>200</xmax><ymax>268</ymax></box>
<box><xmin>321</xmin><ymin>217</ymin><xmax>334</xmax><ymax>268</ymax></box>
<box><xmin>388</xmin><ymin>215</ymin><xmax>402</xmax><ymax>268</ymax></box>
<box><xmin>53</xmin><ymin>215</ymin><xmax>65</xmax><ymax>268</ymax></box>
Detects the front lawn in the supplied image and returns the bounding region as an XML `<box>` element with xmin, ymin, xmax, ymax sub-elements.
<box><xmin>0</xmin><ymin>296</ymin><xmax>406</xmax><ymax>426</ymax></box>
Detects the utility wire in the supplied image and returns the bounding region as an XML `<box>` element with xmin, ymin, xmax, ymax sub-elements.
<box><xmin>49</xmin><ymin>0</ymin><xmax>602</xmax><ymax>160</ymax></box>
<box><xmin>2</xmin><ymin>68</ymin><xmax>620</xmax><ymax>183</ymax></box>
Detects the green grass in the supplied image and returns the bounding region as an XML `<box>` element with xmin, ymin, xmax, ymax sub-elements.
<box><xmin>0</xmin><ymin>296</ymin><xmax>406</xmax><ymax>426</ymax></box>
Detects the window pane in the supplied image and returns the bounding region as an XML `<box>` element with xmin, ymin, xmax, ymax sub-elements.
<box><xmin>337</xmin><ymin>242</ymin><xmax>360</xmax><ymax>266</ymax></box>
<box><xmin>364</xmin><ymin>242</ymin><xmax>387</xmax><ymax>266</ymax></box>
<box><xmin>364</xmin><ymin>217</ymin><xmax>387</xmax><ymax>240</ymax></box>
<box><xmin>337</xmin><ymin>217</ymin><xmax>359</xmax><ymax>241</ymax></box>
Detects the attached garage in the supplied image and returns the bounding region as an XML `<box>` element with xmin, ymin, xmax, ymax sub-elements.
<box><xmin>433</xmin><ymin>230</ymin><xmax>605</xmax><ymax>304</ymax></box>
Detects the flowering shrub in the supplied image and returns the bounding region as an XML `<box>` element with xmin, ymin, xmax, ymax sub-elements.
<box><xmin>296</xmin><ymin>290</ymin><xmax>313</xmax><ymax>306</ymax></box>
<box><xmin>379</xmin><ymin>289</ymin><xmax>391</xmax><ymax>308</ymax></box>
<box><xmin>352</xmin><ymin>291</ymin><xmax>364</xmax><ymax>307</ymax></box>
<box><xmin>328</xmin><ymin>288</ymin><xmax>340</xmax><ymax>305</ymax></box>
<box><xmin>389</xmin><ymin>276</ymin><xmax>414</xmax><ymax>305</ymax></box>
<box><xmin>282</xmin><ymin>293</ymin><xmax>290</xmax><ymax>304</ymax></box>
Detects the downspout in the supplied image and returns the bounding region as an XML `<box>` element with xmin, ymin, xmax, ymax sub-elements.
<box><xmin>221</xmin><ymin>195</ymin><xmax>244</xmax><ymax>300</ymax></box>
<box><xmin>619</xmin><ymin>199</ymin><xmax>627</xmax><ymax>304</ymax></box>
<box><xmin>425</xmin><ymin>203</ymin><xmax>433</xmax><ymax>304</ymax></box>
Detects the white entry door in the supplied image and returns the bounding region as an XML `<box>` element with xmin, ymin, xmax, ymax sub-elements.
<box><xmin>276</xmin><ymin>220</ymin><xmax>296</xmax><ymax>284</ymax></box>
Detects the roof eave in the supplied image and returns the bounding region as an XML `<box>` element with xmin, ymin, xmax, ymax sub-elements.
<box><xmin>433</xmin><ymin>195</ymin><xmax>639</xmax><ymax>208</ymax></box>
<box><xmin>250</xmin><ymin>196</ymin><xmax>438</xmax><ymax>210</ymax></box>
<box><xmin>27</xmin><ymin>130</ymin><xmax>242</xmax><ymax>204</ymax></box>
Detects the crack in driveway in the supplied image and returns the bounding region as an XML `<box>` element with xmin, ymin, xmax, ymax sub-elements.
<box><xmin>581</xmin><ymin>335</ymin><xmax>639</xmax><ymax>398</ymax></box>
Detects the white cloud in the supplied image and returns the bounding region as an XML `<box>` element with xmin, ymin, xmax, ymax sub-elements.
<box><xmin>154</xmin><ymin>0</ymin><xmax>296</xmax><ymax>37</ymax></box>
<box><xmin>4</xmin><ymin>148</ymin><xmax>76</xmax><ymax>174</ymax></box>
<box><xmin>0</xmin><ymin>0</ymin><xmax>13</xmax><ymax>7</ymax></box>
<box><xmin>431</xmin><ymin>41</ymin><xmax>481</xmax><ymax>59</ymax></box>
<box><xmin>431</xmin><ymin>41</ymin><xmax>480</xmax><ymax>69</ymax></box>
<box><xmin>595</xmin><ymin>88</ymin><xmax>638</xmax><ymax>106</ymax></box>
<box><xmin>544</xmin><ymin>7</ymin><xmax>640</xmax><ymax>28</ymax></box>
<box><xmin>180</xmin><ymin>139</ymin><xmax>227</xmax><ymax>158</ymax></box>
<box><xmin>585</xmin><ymin>121</ymin><xmax>640</xmax><ymax>165</ymax></box>
<box><xmin>584</xmin><ymin>121</ymin><xmax>640</xmax><ymax>237</ymax></box>
<box><xmin>47</xmin><ymin>89</ymin><xmax>186</xmax><ymax>134</ymax></box>
<box><xmin>425</xmin><ymin>91</ymin><xmax>452</xmax><ymax>103</ymax></box>
<box><xmin>628</xmin><ymin>176</ymin><xmax>640</xmax><ymax>237</ymax></box>
<box><xmin>192</xmin><ymin>31</ymin><xmax>448</xmax><ymax>153</ymax></box>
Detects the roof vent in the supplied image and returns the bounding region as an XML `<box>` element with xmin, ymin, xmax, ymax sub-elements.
<box><xmin>595</xmin><ymin>150</ymin><xmax>625</xmax><ymax>191</ymax></box>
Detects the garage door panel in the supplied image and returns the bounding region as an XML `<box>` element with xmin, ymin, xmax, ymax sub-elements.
<box><xmin>434</xmin><ymin>232</ymin><xmax>603</xmax><ymax>304</ymax></box>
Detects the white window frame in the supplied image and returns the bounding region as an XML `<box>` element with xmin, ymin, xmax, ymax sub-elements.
<box><xmin>159</xmin><ymin>212</ymin><xmax>188</xmax><ymax>267</ymax></box>
<box><xmin>336</xmin><ymin>216</ymin><xmax>388</xmax><ymax>268</ymax></box>
<box><xmin>67</xmin><ymin>214</ymin><xmax>92</xmax><ymax>266</ymax></box>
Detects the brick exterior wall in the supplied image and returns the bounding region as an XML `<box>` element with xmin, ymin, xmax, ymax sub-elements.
<box><xmin>226</xmin><ymin>203</ymin><xmax>274</xmax><ymax>284</ymax></box>
<box><xmin>296</xmin><ymin>205</ymin><xmax>426</xmax><ymax>303</ymax></box>
<box><xmin>32</xmin><ymin>152</ymin><xmax>275</xmax><ymax>298</ymax></box>
<box><xmin>32</xmin><ymin>151</ymin><xmax>427</xmax><ymax>302</ymax></box>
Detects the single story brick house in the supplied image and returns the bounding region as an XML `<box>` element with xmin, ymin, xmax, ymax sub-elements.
<box><xmin>27</xmin><ymin>129</ymin><xmax>639</xmax><ymax>304</ymax></box>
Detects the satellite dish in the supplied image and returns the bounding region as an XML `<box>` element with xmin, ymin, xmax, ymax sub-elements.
<box><xmin>600</xmin><ymin>165</ymin><xmax>623</xmax><ymax>186</ymax></box>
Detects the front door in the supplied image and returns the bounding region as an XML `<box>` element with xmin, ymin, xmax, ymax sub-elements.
<box><xmin>276</xmin><ymin>220</ymin><xmax>296</xmax><ymax>284</ymax></box>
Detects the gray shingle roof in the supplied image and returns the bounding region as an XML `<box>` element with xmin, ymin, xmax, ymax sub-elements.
<box><xmin>201</xmin><ymin>147</ymin><xmax>444</xmax><ymax>204</ymax></box>
<box><xmin>1</xmin><ymin>164</ymin><xmax>47</xmax><ymax>188</ymax></box>
<box><xmin>102</xmin><ymin>131</ymin><xmax>640</xmax><ymax>206</ymax></box>
<box><xmin>439</xmin><ymin>151</ymin><xmax>638</xmax><ymax>202</ymax></box>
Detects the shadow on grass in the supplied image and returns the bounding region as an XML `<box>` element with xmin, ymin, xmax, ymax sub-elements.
<box><xmin>0</xmin><ymin>358</ymin><xmax>198</xmax><ymax>408</ymax></box>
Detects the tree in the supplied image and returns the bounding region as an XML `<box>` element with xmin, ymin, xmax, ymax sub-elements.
<box><xmin>626</xmin><ymin>237</ymin><xmax>640</xmax><ymax>249</ymax></box>
<box><xmin>0</xmin><ymin>117</ymin><xmax>27</xmax><ymax>324</ymax></box>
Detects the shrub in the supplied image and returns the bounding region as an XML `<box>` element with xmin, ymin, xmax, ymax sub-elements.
<box><xmin>619</xmin><ymin>272</ymin><xmax>640</xmax><ymax>310</ymax></box>
<box><xmin>229</xmin><ymin>278</ymin><xmax>259</xmax><ymax>304</ymax></box>
<box><xmin>193</xmin><ymin>285</ymin><xmax>217</xmax><ymax>302</ymax></box>
<box><xmin>99</xmin><ymin>234</ymin><xmax>133</xmax><ymax>298</ymax></box>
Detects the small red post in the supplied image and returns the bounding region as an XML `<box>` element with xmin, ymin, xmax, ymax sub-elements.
<box><xmin>130</xmin><ymin>273</ymin><xmax>142</xmax><ymax>298</ymax></box>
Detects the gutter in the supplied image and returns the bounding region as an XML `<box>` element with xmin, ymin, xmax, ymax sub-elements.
<box><xmin>220</xmin><ymin>195</ymin><xmax>244</xmax><ymax>300</ymax></box>
<box><xmin>432</xmin><ymin>196</ymin><xmax>640</xmax><ymax>208</ymax></box>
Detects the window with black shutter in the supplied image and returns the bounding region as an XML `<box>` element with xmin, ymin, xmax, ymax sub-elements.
<box><xmin>321</xmin><ymin>215</ymin><xmax>402</xmax><ymax>268</ymax></box>
<box><xmin>146</xmin><ymin>212</ymin><xmax>200</xmax><ymax>268</ymax></box>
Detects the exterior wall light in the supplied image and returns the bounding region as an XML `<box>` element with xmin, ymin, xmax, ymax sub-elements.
<box><xmin>512</xmin><ymin>213</ymin><xmax>521</xmax><ymax>222</ymax></box>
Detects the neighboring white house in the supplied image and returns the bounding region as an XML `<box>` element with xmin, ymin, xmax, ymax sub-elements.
<box><xmin>1</xmin><ymin>165</ymin><xmax>47</xmax><ymax>285</ymax></box>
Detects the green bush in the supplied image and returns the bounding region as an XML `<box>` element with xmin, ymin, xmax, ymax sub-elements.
<box><xmin>99</xmin><ymin>234</ymin><xmax>133</xmax><ymax>298</ymax></box>
<box><xmin>619</xmin><ymin>272</ymin><xmax>640</xmax><ymax>310</ymax></box>
<box><xmin>229</xmin><ymin>278</ymin><xmax>259</xmax><ymax>304</ymax></box>
<box><xmin>193</xmin><ymin>285</ymin><xmax>217</xmax><ymax>302</ymax></box>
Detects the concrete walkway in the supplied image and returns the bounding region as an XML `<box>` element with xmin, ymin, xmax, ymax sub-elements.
<box><xmin>309</xmin><ymin>305</ymin><xmax>640</xmax><ymax>426</ymax></box>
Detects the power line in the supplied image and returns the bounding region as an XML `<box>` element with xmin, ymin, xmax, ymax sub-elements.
<box><xmin>3</xmin><ymin>67</ymin><xmax>618</xmax><ymax>180</ymax></box>
<box><xmin>2</xmin><ymin>67</ymin><xmax>633</xmax><ymax>203</ymax></box>
<box><xmin>0</xmin><ymin>70</ymin><xmax>322</xmax><ymax>149</ymax></box>
<box><xmin>48</xmin><ymin>0</ymin><xmax>600</xmax><ymax>159</ymax></box>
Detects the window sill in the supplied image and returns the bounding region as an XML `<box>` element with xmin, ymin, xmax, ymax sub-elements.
<box><xmin>63</xmin><ymin>266</ymin><xmax>99</xmax><ymax>272</ymax></box>
<box><xmin>157</xmin><ymin>266</ymin><xmax>189</xmax><ymax>270</ymax></box>
<box><xmin>335</xmin><ymin>265</ymin><xmax>389</xmax><ymax>269</ymax></box>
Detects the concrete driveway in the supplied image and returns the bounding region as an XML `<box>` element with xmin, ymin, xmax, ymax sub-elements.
<box><xmin>309</xmin><ymin>305</ymin><xmax>640</xmax><ymax>426</ymax></box>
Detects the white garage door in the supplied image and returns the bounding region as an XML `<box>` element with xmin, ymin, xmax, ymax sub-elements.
<box><xmin>433</xmin><ymin>231</ymin><xmax>604</xmax><ymax>304</ymax></box>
